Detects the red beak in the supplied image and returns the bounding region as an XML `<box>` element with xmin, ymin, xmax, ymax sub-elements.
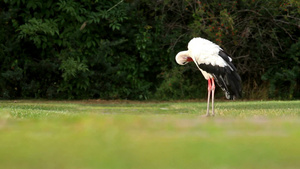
<box><xmin>187</xmin><ymin>57</ymin><xmax>193</xmax><ymax>62</ymax></box>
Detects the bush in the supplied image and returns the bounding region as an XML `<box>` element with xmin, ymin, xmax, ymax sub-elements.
<box><xmin>0</xmin><ymin>0</ymin><xmax>299</xmax><ymax>100</ymax></box>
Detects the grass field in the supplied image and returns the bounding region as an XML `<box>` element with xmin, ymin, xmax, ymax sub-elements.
<box><xmin>0</xmin><ymin>100</ymin><xmax>300</xmax><ymax>169</ymax></box>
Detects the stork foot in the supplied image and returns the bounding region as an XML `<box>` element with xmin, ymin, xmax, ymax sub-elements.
<box><xmin>201</xmin><ymin>113</ymin><xmax>211</xmax><ymax>117</ymax></box>
<box><xmin>201</xmin><ymin>112</ymin><xmax>215</xmax><ymax>117</ymax></box>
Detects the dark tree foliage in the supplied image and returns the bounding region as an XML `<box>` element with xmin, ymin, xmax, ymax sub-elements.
<box><xmin>0</xmin><ymin>0</ymin><xmax>299</xmax><ymax>100</ymax></box>
<box><xmin>187</xmin><ymin>0</ymin><xmax>300</xmax><ymax>99</ymax></box>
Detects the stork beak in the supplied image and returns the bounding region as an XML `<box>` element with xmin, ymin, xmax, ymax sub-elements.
<box><xmin>186</xmin><ymin>57</ymin><xmax>193</xmax><ymax>62</ymax></box>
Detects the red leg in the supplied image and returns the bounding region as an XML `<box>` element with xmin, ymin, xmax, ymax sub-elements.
<box><xmin>206</xmin><ymin>79</ymin><xmax>212</xmax><ymax>116</ymax></box>
<box><xmin>211</xmin><ymin>78</ymin><xmax>216</xmax><ymax>116</ymax></box>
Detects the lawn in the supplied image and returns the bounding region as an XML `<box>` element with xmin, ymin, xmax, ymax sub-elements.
<box><xmin>0</xmin><ymin>100</ymin><xmax>299</xmax><ymax>169</ymax></box>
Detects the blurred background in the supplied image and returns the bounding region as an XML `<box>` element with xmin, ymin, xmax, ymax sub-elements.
<box><xmin>0</xmin><ymin>0</ymin><xmax>299</xmax><ymax>100</ymax></box>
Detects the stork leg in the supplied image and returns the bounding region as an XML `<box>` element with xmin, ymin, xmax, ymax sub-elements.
<box><xmin>205</xmin><ymin>79</ymin><xmax>212</xmax><ymax>116</ymax></box>
<box><xmin>211</xmin><ymin>78</ymin><xmax>216</xmax><ymax>116</ymax></box>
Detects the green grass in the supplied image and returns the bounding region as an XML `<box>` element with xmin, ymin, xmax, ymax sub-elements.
<box><xmin>0</xmin><ymin>100</ymin><xmax>300</xmax><ymax>169</ymax></box>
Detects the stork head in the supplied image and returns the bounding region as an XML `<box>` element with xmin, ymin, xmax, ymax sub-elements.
<box><xmin>175</xmin><ymin>51</ymin><xmax>193</xmax><ymax>65</ymax></box>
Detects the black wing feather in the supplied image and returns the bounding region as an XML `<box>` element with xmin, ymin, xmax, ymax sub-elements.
<box><xmin>198</xmin><ymin>50</ymin><xmax>242</xmax><ymax>100</ymax></box>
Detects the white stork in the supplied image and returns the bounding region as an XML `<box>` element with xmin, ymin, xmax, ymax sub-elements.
<box><xmin>175</xmin><ymin>37</ymin><xmax>242</xmax><ymax>116</ymax></box>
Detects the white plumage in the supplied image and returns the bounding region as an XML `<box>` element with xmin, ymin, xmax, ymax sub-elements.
<box><xmin>190</xmin><ymin>38</ymin><xmax>233</xmax><ymax>70</ymax></box>
<box><xmin>176</xmin><ymin>37</ymin><xmax>233</xmax><ymax>79</ymax></box>
<box><xmin>175</xmin><ymin>37</ymin><xmax>242</xmax><ymax>116</ymax></box>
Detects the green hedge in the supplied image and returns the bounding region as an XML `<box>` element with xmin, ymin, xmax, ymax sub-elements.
<box><xmin>0</xmin><ymin>0</ymin><xmax>299</xmax><ymax>100</ymax></box>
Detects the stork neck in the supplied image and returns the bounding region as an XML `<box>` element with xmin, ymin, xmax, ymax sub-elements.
<box><xmin>178</xmin><ymin>51</ymin><xmax>189</xmax><ymax>57</ymax></box>
<box><xmin>175</xmin><ymin>50</ymin><xmax>190</xmax><ymax>65</ymax></box>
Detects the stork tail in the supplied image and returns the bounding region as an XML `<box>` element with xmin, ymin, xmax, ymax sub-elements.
<box><xmin>214</xmin><ymin>71</ymin><xmax>242</xmax><ymax>100</ymax></box>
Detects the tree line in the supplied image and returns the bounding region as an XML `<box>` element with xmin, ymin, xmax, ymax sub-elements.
<box><xmin>0</xmin><ymin>0</ymin><xmax>299</xmax><ymax>100</ymax></box>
